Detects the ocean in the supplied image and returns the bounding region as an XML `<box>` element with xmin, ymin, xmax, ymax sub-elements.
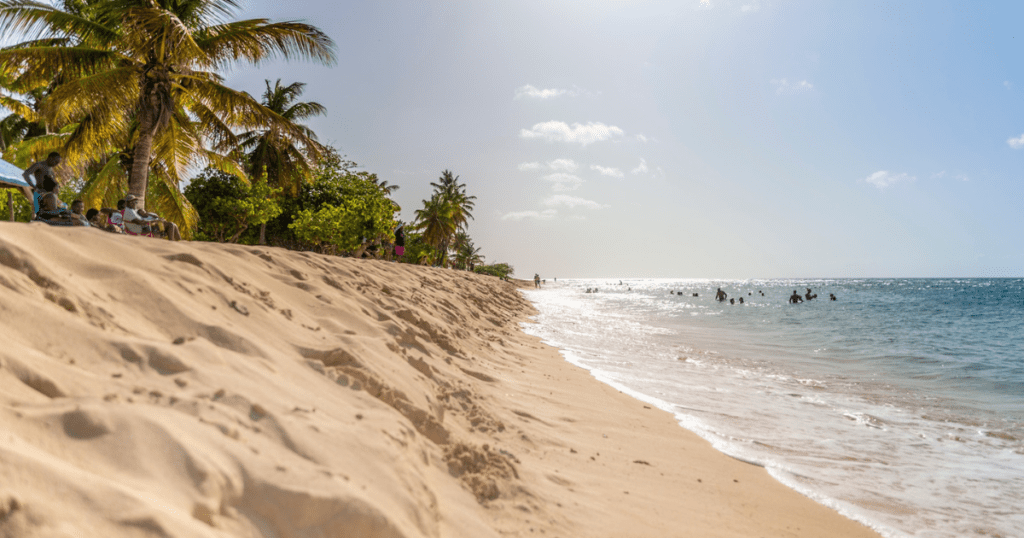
<box><xmin>520</xmin><ymin>278</ymin><xmax>1023</xmax><ymax>538</ymax></box>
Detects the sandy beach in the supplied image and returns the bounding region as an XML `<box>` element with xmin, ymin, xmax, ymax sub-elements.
<box><xmin>0</xmin><ymin>223</ymin><xmax>881</xmax><ymax>538</ymax></box>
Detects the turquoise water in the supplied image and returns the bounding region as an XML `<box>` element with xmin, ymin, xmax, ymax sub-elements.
<box><xmin>521</xmin><ymin>279</ymin><xmax>1024</xmax><ymax>538</ymax></box>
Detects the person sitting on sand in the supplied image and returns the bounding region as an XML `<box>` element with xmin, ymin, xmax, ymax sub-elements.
<box><xmin>34</xmin><ymin>185</ymin><xmax>83</xmax><ymax>226</ymax></box>
<box><xmin>69</xmin><ymin>199</ymin><xmax>91</xmax><ymax>226</ymax></box>
<box><xmin>789</xmin><ymin>290</ymin><xmax>803</xmax><ymax>304</ymax></box>
<box><xmin>87</xmin><ymin>208</ymin><xmax>124</xmax><ymax>233</ymax></box>
<box><xmin>715</xmin><ymin>288</ymin><xmax>727</xmax><ymax>302</ymax></box>
<box><xmin>123</xmin><ymin>194</ymin><xmax>181</xmax><ymax>240</ymax></box>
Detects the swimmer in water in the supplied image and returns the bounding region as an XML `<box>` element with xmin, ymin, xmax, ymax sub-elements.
<box><xmin>805</xmin><ymin>288</ymin><xmax>817</xmax><ymax>301</ymax></box>
<box><xmin>789</xmin><ymin>290</ymin><xmax>804</xmax><ymax>304</ymax></box>
<box><xmin>715</xmin><ymin>288</ymin><xmax>727</xmax><ymax>302</ymax></box>
<box><xmin>739</xmin><ymin>297</ymin><xmax>744</xmax><ymax>304</ymax></box>
<box><xmin>829</xmin><ymin>293</ymin><xmax>837</xmax><ymax>301</ymax></box>
<box><xmin>729</xmin><ymin>298</ymin><xmax>735</xmax><ymax>305</ymax></box>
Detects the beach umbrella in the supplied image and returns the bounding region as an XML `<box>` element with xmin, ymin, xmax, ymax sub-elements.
<box><xmin>0</xmin><ymin>158</ymin><xmax>33</xmax><ymax>221</ymax></box>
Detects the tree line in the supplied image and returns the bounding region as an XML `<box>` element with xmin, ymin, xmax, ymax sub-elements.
<box><xmin>0</xmin><ymin>0</ymin><xmax>513</xmax><ymax>279</ymax></box>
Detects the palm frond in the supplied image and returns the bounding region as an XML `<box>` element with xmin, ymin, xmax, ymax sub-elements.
<box><xmin>0</xmin><ymin>0</ymin><xmax>118</xmax><ymax>44</ymax></box>
<box><xmin>194</xmin><ymin>19</ymin><xmax>336</xmax><ymax>67</ymax></box>
<box><xmin>79</xmin><ymin>153</ymin><xmax>128</xmax><ymax>209</ymax></box>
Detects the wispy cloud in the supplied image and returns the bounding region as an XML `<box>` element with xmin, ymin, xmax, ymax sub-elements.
<box><xmin>501</xmin><ymin>209</ymin><xmax>557</xmax><ymax>221</ymax></box>
<box><xmin>864</xmin><ymin>171</ymin><xmax>915</xmax><ymax>189</ymax></box>
<box><xmin>1007</xmin><ymin>133</ymin><xmax>1024</xmax><ymax>149</ymax></box>
<box><xmin>1005</xmin><ymin>81</ymin><xmax>1012</xmax><ymax>90</ymax></box>
<box><xmin>933</xmin><ymin>170</ymin><xmax>969</xmax><ymax>181</ymax></box>
<box><xmin>541</xmin><ymin>173</ymin><xmax>584</xmax><ymax>191</ymax></box>
<box><xmin>542</xmin><ymin>195</ymin><xmax>609</xmax><ymax>209</ymax></box>
<box><xmin>631</xmin><ymin>158</ymin><xmax>649</xmax><ymax>175</ymax></box>
<box><xmin>636</xmin><ymin>134</ymin><xmax>650</xmax><ymax>143</ymax></box>
<box><xmin>515</xmin><ymin>85</ymin><xmax>568</xmax><ymax>100</ymax></box>
<box><xmin>590</xmin><ymin>165</ymin><xmax>624</xmax><ymax>178</ymax></box>
<box><xmin>520</xmin><ymin>121</ymin><xmax>625</xmax><ymax>145</ymax></box>
<box><xmin>772</xmin><ymin>78</ymin><xmax>814</xmax><ymax>94</ymax></box>
<box><xmin>519</xmin><ymin>159</ymin><xmax>579</xmax><ymax>172</ymax></box>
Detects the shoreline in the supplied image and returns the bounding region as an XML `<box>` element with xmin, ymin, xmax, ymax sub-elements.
<box><xmin>0</xmin><ymin>223</ymin><xmax>880</xmax><ymax>537</ymax></box>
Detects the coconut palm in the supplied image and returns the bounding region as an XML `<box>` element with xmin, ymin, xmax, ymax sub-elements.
<box><xmin>422</xmin><ymin>170</ymin><xmax>475</xmax><ymax>264</ymax></box>
<box><xmin>236</xmin><ymin>79</ymin><xmax>326</xmax><ymax>197</ymax></box>
<box><xmin>0</xmin><ymin>0</ymin><xmax>336</xmax><ymax>208</ymax></box>
<box><xmin>413</xmin><ymin>193</ymin><xmax>457</xmax><ymax>267</ymax></box>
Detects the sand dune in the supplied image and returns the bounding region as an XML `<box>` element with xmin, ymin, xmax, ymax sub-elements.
<box><xmin>0</xmin><ymin>223</ymin><xmax>880</xmax><ymax>538</ymax></box>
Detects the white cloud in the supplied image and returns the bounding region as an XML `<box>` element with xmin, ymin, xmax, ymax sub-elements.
<box><xmin>1005</xmin><ymin>81</ymin><xmax>1012</xmax><ymax>90</ymax></box>
<box><xmin>519</xmin><ymin>159</ymin><xmax>579</xmax><ymax>172</ymax></box>
<box><xmin>864</xmin><ymin>171</ymin><xmax>915</xmax><ymax>189</ymax></box>
<box><xmin>740</xmin><ymin>1</ymin><xmax>760</xmax><ymax>13</ymax></box>
<box><xmin>1007</xmin><ymin>133</ymin><xmax>1024</xmax><ymax>149</ymax></box>
<box><xmin>520</xmin><ymin>121</ymin><xmax>625</xmax><ymax>145</ymax></box>
<box><xmin>548</xmin><ymin>158</ymin><xmax>578</xmax><ymax>172</ymax></box>
<box><xmin>636</xmin><ymin>134</ymin><xmax>649</xmax><ymax>143</ymax></box>
<box><xmin>631</xmin><ymin>158</ymin><xmax>649</xmax><ymax>175</ymax></box>
<box><xmin>515</xmin><ymin>85</ymin><xmax>567</xmax><ymax>100</ymax></box>
<box><xmin>590</xmin><ymin>165</ymin><xmax>624</xmax><ymax>178</ymax></box>
<box><xmin>772</xmin><ymin>78</ymin><xmax>814</xmax><ymax>94</ymax></box>
<box><xmin>501</xmin><ymin>209</ymin><xmax>557</xmax><ymax>221</ymax></box>
<box><xmin>543</xmin><ymin>194</ymin><xmax>609</xmax><ymax>209</ymax></box>
<box><xmin>541</xmin><ymin>173</ymin><xmax>584</xmax><ymax>191</ymax></box>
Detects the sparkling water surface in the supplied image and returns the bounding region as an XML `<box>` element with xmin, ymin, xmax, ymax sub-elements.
<box><xmin>521</xmin><ymin>279</ymin><xmax>1024</xmax><ymax>538</ymax></box>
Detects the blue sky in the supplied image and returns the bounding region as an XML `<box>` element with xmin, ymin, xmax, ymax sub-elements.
<box><xmin>12</xmin><ymin>0</ymin><xmax>1024</xmax><ymax>277</ymax></box>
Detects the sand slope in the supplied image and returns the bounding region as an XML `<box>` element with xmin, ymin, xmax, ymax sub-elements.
<box><xmin>0</xmin><ymin>223</ymin><xmax>880</xmax><ymax>538</ymax></box>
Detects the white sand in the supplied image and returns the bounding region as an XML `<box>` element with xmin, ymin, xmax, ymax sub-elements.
<box><xmin>0</xmin><ymin>223</ymin><xmax>881</xmax><ymax>537</ymax></box>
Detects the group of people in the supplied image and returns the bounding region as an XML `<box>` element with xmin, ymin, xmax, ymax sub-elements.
<box><xmin>708</xmin><ymin>287</ymin><xmax>837</xmax><ymax>304</ymax></box>
<box><xmin>22</xmin><ymin>152</ymin><xmax>180</xmax><ymax>240</ymax></box>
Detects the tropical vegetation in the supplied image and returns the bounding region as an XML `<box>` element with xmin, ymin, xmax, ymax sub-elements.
<box><xmin>0</xmin><ymin>0</ymin><xmax>335</xmax><ymax>232</ymax></box>
<box><xmin>0</xmin><ymin>1</ymin><xmax>514</xmax><ymax>279</ymax></box>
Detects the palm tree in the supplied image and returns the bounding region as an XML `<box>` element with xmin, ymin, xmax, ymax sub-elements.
<box><xmin>421</xmin><ymin>170</ymin><xmax>475</xmax><ymax>264</ymax></box>
<box><xmin>0</xmin><ymin>0</ymin><xmax>336</xmax><ymax>208</ymax></box>
<box><xmin>237</xmin><ymin>79</ymin><xmax>326</xmax><ymax>197</ymax></box>
<box><xmin>413</xmin><ymin>193</ymin><xmax>457</xmax><ymax>267</ymax></box>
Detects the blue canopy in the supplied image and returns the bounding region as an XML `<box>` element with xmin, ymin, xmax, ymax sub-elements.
<box><xmin>0</xmin><ymin>159</ymin><xmax>33</xmax><ymax>200</ymax></box>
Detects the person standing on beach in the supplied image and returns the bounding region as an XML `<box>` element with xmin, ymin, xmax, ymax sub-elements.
<box><xmin>394</xmin><ymin>225</ymin><xmax>405</xmax><ymax>260</ymax></box>
<box><xmin>23</xmin><ymin>152</ymin><xmax>62</xmax><ymax>217</ymax></box>
<box><xmin>715</xmin><ymin>288</ymin><xmax>727</xmax><ymax>302</ymax></box>
<box><xmin>534</xmin><ymin>274</ymin><xmax>541</xmax><ymax>288</ymax></box>
<box><xmin>789</xmin><ymin>290</ymin><xmax>804</xmax><ymax>304</ymax></box>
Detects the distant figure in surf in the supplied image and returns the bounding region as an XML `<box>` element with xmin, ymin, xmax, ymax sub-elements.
<box><xmin>693</xmin><ymin>293</ymin><xmax>699</xmax><ymax>297</ymax></box>
<box><xmin>715</xmin><ymin>288</ymin><xmax>727</xmax><ymax>302</ymax></box>
<box><xmin>805</xmin><ymin>288</ymin><xmax>817</xmax><ymax>301</ymax></box>
<box><xmin>829</xmin><ymin>293</ymin><xmax>837</xmax><ymax>301</ymax></box>
<box><xmin>739</xmin><ymin>297</ymin><xmax>744</xmax><ymax>304</ymax></box>
<box><xmin>789</xmin><ymin>290</ymin><xmax>804</xmax><ymax>304</ymax></box>
<box><xmin>729</xmin><ymin>298</ymin><xmax>735</xmax><ymax>305</ymax></box>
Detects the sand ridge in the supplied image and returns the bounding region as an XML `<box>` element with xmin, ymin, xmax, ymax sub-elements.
<box><xmin>0</xmin><ymin>223</ymin><xmax>880</xmax><ymax>537</ymax></box>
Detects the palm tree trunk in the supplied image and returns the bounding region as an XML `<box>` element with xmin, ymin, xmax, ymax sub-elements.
<box><xmin>129</xmin><ymin>116</ymin><xmax>158</xmax><ymax>208</ymax></box>
<box><xmin>259</xmin><ymin>222</ymin><xmax>267</xmax><ymax>245</ymax></box>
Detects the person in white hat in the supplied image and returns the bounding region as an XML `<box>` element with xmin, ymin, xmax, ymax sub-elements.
<box><xmin>123</xmin><ymin>194</ymin><xmax>181</xmax><ymax>240</ymax></box>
